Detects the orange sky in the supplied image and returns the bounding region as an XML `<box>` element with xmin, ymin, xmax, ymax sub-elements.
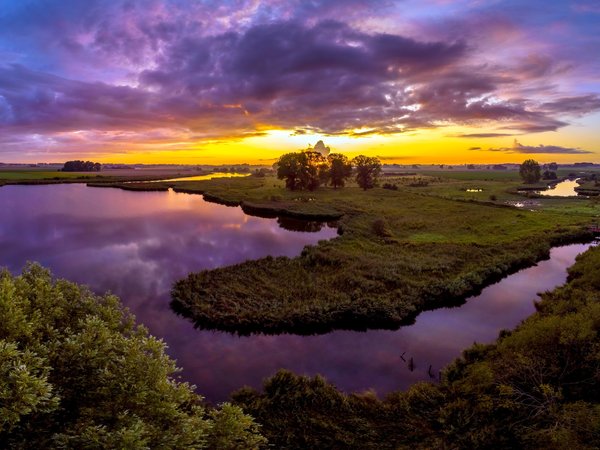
<box><xmin>82</xmin><ymin>124</ymin><xmax>600</xmax><ymax>165</ymax></box>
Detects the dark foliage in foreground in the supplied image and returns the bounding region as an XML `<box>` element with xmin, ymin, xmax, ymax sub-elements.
<box><xmin>0</xmin><ymin>264</ymin><xmax>265</xmax><ymax>449</ymax></box>
<box><xmin>234</xmin><ymin>245</ymin><xmax>600</xmax><ymax>449</ymax></box>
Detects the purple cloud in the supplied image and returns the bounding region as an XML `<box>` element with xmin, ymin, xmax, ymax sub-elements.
<box><xmin>488</xmin><ymin>139</ymin><xmax>594</xmax><ymax>154</ymax></box>
<box><xmin>0</xmin><ymin>1</ymin><xmax>598</xmax><ymax>159</ymax></box>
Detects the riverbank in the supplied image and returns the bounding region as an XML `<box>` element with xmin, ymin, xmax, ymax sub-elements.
<box><xmin>146</xmin><ymin>175</ymin><xmax>598</xmax><ymax>334</ymax></box>
<box><xmin>233</xmin><ymin>243</ymin><xmax>600</xmax><ymax>449</ymax></box>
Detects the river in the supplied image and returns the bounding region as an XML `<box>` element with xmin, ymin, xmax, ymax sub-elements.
<box><xmin>0</xmin><ymin>183</ymin><xmax>593</xmax><ymax>402</ymax></box>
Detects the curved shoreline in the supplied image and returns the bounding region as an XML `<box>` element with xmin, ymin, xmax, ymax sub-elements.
<box><xmin>171</xmin><ymin>232</ymin><xmax>595</xmax><ymax>335</ymax></box>
<box><xmin>9</xmin><ymin>178</ymin><xmax>596</xmax><ymax>335</ymax></box>
<box><xmin>87</xmin><ymin>181</ymin><xmax>345</xmax><ymax>221</ymax></box>
<box><xmin>82</xmin><ymin>178</ymin><xmax>596</xmax><ymax>335</ymax></box>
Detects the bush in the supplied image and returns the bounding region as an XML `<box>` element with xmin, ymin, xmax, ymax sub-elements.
<box><xmin>0</xmin><ymin>264</ymin><xmax>266</xmax><ymax>449</ymax></box>
<box><xmin>372</xmin><ymin>219</ymin><xmax>391</xmax><ymax>237</ymax></box>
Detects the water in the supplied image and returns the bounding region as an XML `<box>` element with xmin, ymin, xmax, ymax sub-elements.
<box><xmin>536</xmin><ymin>178</ymin><xmax>581</xmax><ymax>197</ymax></box>
<box><xmin>149</xmin><ymin>172</ymin><xmax>250</xmax><ymax>182</ymax></box>
<box><xmin>0</xmin><ymin>184</ymin><xmax>592</xmax><ymax>402</ymax></box>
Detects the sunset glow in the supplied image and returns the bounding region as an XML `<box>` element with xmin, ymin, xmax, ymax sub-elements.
<box><xmin>1</xmin><ymin>0</ymin><xmax>599</xmax><ymax>164</ymax></box>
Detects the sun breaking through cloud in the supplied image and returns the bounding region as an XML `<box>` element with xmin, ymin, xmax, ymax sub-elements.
<box><xmin>0</xmin><ymin>0</ymin><xmax>598</xmax><ymax>163</ymax></box>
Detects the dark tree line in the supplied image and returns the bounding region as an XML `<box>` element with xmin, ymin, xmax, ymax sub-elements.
<box><xmin>275</xmin><ymin>151</ymin><xmax>381</xmax><ymax>191</ymax></box>
<box><xmin>62</xmin><ymin>160</ymin><xmax>102</xmax><ymax>172</ymax></box>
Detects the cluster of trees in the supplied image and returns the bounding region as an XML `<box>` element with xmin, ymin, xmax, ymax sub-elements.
<box><xmin>0</xmin><ymin>264</ymin><xmax>265</xmax><ymax>448</ymax></box>
<box><xmin>252</xmin><ymin>167</ymin><xmax>274</xmax><ymax>178</ymax></box>
<box><xmin>62</xmin><ymin>160</ymin><xmax>102</xmax><ymax>172</ymax></box>
<box><xmin>276</xmin><ymin>151</ymin><xmax>381</xmax><ymax>191</ymax></box>
<box><xmin>212</xmin><ymin>164</ymin><xmax>251</xmax><ymax>173</ymax></box>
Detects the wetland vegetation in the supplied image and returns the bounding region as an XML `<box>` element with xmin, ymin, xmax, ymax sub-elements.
<box><xmin>232</xmin><ymin>244</ymin><xmax>600</xmax><ymax>449</ymax></box>
<box><xmin>77</xmin><ymin>163</ymin><xmax>599</xmax><ymax>334</ymax></box>
<box><xmin>0</xmin><ymin>264</ymin><xmax>265</xmax><ymax>448</ymax></box>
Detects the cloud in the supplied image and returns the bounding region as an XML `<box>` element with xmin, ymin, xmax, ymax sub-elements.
<box><xmin>376</xmin><ymin>155</ymin><xmax>414</xmax><ymax>161</ymax></box>
<box><xmin>456</xmin><ymin>133</ymin><xmax>517</xmax><ymax>138</ymax></box>
<box><xmin>488</xmin><ymin>139</ymin><xmax>594</xmax><ymax>154</ymax></box>
<box><xmin>0</xmin><ymin>1</ymin><xmax>599</xmax><ymax>159</ymax></box>
<box><xmin>540</xmin><ymin>95</ymin><xmax>600</xmax><ymax>116</ymax></box>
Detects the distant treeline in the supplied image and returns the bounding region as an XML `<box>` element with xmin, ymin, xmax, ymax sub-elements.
<box><xmin>62</xmin><ymin>160</ymin><xmax>102</xmax><ymax>172</ymax></box>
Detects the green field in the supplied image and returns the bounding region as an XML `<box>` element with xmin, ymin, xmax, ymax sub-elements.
<box><xmin>413</xmin><ymin>169</ymin><xmax>522</xmax><ymax>181</ymax></box>
<box><xmin>0</xmin><ymin>170</ymin><xmax>92</xmax><ymax>180</ymax></box>
<box><xmin>95</xmin><ymin>173</ymin><xmax>600</xmax><ymax>334</ymax></box>
<box><xmin>0</xmin><ymin>167</ymin><xmax>212</xmax><ymax>185</ymax></box>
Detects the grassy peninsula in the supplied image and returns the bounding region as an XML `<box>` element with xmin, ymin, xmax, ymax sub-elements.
<box><xmin>232</xmin><ymin>243</ymin><xmax>600</xmax><ymax>449</ymax></box>
<box><xmin>98</xmin><ymin>173</ymin><xmax>598</xmax><ymax>334</ymax></box>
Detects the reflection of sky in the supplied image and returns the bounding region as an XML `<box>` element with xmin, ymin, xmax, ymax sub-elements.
<box><xmin>148</xmin><ymin>172</ymin><xmax>251</xmax><ymax>182</ymax></box>
<box><xmin>537</xmin><ymin>178</ymin><xmax>580</xmax><ymax>197</ymax></box>
<box><xmin>0</xmin><ymin>184</ymin><xmax>592</xmax><ymax>402</ymax></box>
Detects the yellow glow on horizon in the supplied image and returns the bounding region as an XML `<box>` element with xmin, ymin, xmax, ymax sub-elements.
<box><xmin>83</xmin><ymin>125</ymin><xmax>599</xmax><ymax>165</ymax></box>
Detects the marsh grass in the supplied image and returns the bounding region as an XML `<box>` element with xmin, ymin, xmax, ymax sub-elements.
<box><xmin>158</xmin><ymin>175</ymin><xmax>596</xmax><ymax>334</ymax></box>
<box><xmin>233</xmin><ymin>245</ymin><xmax>600</xmax><ymax>449</ymax></box>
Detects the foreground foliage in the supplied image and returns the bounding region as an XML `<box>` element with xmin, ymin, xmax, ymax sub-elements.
<box><xmin>0</xmin><ymin>264</ymin><xmax>266</xmax><ymax>449</ymax></box>
<box><xmin>234</xmin><ymin>244</ymin><xmax>600</xmax><ymax>449</ymax></box>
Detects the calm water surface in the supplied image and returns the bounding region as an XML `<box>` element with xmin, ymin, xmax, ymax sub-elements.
<box><xmin>0</xmin><ymin>184</ymin><xmax>592</xmax><ymax>401</ymax></box>
<box><xmin>150</xmin><ymin>172</ymin><xmax>250</xmax><ymax>182</ymax></box>
<box><xmin>536</xmin><ymin>178</ymin><xmax>581</xmax><ymax>197</ymax></box>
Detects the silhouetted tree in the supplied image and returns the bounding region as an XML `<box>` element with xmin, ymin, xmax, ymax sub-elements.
<box><xmin>300</xmin><ymin>151</ymin><xmax>328</xmax><ymax>191</ymax></box>
<box><xmin>327</xmin><ymin>153</ymin><xmax>352</xmax><ymax>189</ymax></box>
<box><xmin>519</xmin><ymin>159</ymin><xmax>541</xmax><ymax>184</ymax></box>
<box><xmin>549</xmin><ymin>162</ymin><xmax>558</xmax><ymax>171</ymax></box>
<box><xmin>277</xmin><ymin>151</ymin><xmax>328</xmax><ymax>191</ymax></box>
<box><xmin>353</xmin><ymin>155</ymin><xmax>381</xmax><ymax>190</ymax></box>
<box><xmin>542</xmin><ymin>170</ymin><xmax>557</xmax><ymax>180</ymax></box>
<box><xmin>277</xmin><ymin>153</ymin><xmax>303</xmax><ymax>190</ymax></box>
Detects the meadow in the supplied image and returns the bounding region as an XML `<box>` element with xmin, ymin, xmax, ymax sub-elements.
<box><xmin>0</xmin><ymin>167</ymin><xmax>209</xmax><ymax>185</ymax></box>
<box><xmin>95</xmin><ymin>172</ymin><xmax>599</xmax><ymax>334</ymax></box>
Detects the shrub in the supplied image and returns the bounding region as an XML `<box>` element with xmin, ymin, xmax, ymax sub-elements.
<box><xmin>0</xmin><ymin>264</ymin><xmax>266</xmax><ymax>449</ymax></box>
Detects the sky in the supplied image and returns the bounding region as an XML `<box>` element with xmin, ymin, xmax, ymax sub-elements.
<box><xmin>0</xmin><ymin>0</ymin><xmax>599</xmax><ymax>164</ymax></box>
